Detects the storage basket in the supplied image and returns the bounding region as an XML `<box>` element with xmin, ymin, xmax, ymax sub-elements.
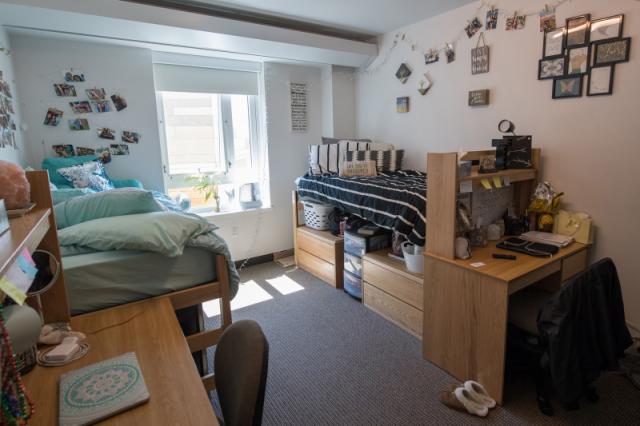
<box><xmin>302</xmin><ymin>199</ymin><xmax>333</xmax><ymax>230</ymax></box>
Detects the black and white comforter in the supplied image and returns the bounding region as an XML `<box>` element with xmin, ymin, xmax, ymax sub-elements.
<box><xmin>297</xmin><ymin>171</ymin><xmax>426</xmax><ymax>245</ymax></box>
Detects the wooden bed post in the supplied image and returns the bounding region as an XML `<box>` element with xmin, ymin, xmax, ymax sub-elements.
<box><xmin>26</xmin><ymin>170</ymin><xmax>71</xmax><ymax>323</ymax></box>
<box><xmin>216</xmin><ymin>255</ymin><xmax>232</xmax><ymax>328</ymax></box>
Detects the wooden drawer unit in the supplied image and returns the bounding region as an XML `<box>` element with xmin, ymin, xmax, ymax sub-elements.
<box><xmin>295</xmin><ymin>226</ymin><xmax>344</xmax><ymax>288</ymax></box>
<box><xmin>561</xmin><ymin>249</ymin><xmax>588</xmax><ymax>282</ymax></box>
<box><xmin>364</xmin><ymin>283</ymin><xmax>422</xmax><ymax>339</ymax></box>
<box><xmin>362</xmin><ymin>249</ymin><xmax>424</xmax><ymax>338</ymax></box>
<box><xmin>363</xmin><ymin>250</ymin><xmax>423</xmax><ymax>310</ymax></box>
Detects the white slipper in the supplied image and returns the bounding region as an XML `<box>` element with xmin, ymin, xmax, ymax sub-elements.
<box><xmin>454</xmin><ymin>387</ymin><xmax>489</xmax><ymax>417</ymax></box>
<box><xmin>464</xmin><ymin>380</ymin><xmax>496</xmax><ymax>409</ymax></box>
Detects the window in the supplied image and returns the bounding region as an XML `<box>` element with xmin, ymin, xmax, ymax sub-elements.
<box><xmin>154</xmin><ymin>61</ymin><xmax>266</xmax><ymax>213</ymax></box>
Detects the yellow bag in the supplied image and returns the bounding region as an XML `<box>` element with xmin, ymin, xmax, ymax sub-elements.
<box><xmin>553</xmin><ymin>210</ymin><xmax>593</xmax><ymax>244</ymax></box>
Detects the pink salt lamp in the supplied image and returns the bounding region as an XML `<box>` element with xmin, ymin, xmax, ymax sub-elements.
<box><xmin>0</xmin><ymin>160</ymin><xmax>31</xmax><ymax>209</ymax></box>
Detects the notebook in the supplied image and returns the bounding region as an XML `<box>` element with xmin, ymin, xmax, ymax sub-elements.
<box><xmin>59</xmin><ymin>352</ymin><xmax>149</xmax><ymax>426</ymax></box>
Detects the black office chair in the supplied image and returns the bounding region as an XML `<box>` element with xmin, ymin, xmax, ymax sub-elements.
<box><xmin>214</xmin><ymin>320</ymin><xmax>269</xmax><ymax>426</ymax></box>
<box><xmin>508</xmin><ymin>258</ymin><xmax>633</xmax><ymax>416</ymax></box>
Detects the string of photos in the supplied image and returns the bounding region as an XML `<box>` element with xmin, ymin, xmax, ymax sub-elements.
<box><xmin>538</xmin><ymin>13</ymin><xmax>631</xmax><ymax>99</ymax></box>
<box><xmin>371</xmin><ymin>0</ymin><xmax>573</xmax><ymax>77</ymax></box>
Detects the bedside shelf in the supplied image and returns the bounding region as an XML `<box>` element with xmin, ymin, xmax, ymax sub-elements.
<box><xmin>458</xmin><ymin>167</ymin><xmax>536</xmax><ymax>184</ymax></box>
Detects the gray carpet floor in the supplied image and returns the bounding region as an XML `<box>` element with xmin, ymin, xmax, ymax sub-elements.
<box><xmin>204</xmin><ymin>262</ymin><xmax>640</xmax><ymax>425</ymax></box>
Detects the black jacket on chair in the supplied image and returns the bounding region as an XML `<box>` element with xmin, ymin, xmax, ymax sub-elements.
<box><xmin>537</xmin><ymin>258</ymin><xmax>632</xmax><ymax>404</ymax></box>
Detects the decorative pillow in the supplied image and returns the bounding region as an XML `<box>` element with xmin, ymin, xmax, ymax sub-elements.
<box><xmin>42</xmin><ymin>155</ymin><xmax>99</xmax><ymax>188</ymax></box>
<box><xmin>322</xmin><ymin>137</ymin><xmax>371</xmax><ymax>145</ymax></box>
<box><xmin>57</xmin><ymin>161</ymin><xmax>114</xmax><ymax>192</ymax></box>
<box><xmin>308</xmin><ymin>141</ymin><xmax>370</xmax><ymax>174</ymax></box>
<box><xmin>54</xmin><ymin>188</ymin><xmax>164</xmax><ymax>229</ymax></box>
<box><xmin>346</xmin><ymin>150</ymin><xmax>404</xmax><ymax>172</ymax></box>
<box><xmin>339</xmin><ymin>160</ymin><xmax>378</xmax><ymax>177</ymax></box>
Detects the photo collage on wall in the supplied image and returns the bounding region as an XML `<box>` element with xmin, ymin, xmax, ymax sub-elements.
<box><xmin>539</xmin><ymin>13</ymin><xmax>630</xmax><ymax>99</ymax></box>
<box><xmin>0</xmin><ymin>70</ymin><xmax>18</xmax><ymax>149</ymax></box>
<box><xmin>45</xmin><ymin>68</ymin><xmax>140</xmax><ymax>160</ymax></box>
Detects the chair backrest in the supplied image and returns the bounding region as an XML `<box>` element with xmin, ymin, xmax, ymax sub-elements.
<box><xmin>214</xmin><ymin>320</ymin><xmax>269</xmax><ymax>426</ymax></box>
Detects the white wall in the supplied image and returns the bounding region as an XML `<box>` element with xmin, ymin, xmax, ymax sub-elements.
<box><xmin>213</xmin><ymin>62</ymin><xmax>322</xmax><ymax>260</ymax></box>
<box><xmin>9</xmin><ymin>34</ymin><xmax>165</xmax><ymax>190</ymax></box>
<box><xmin>356</xmin><ymin>0</ymin><xmax>640</xmax><ymax>330</ymax></box>
<box><xmin>0</xmin><ymin>27</ymin><xmax>26</xmax><ymax>165</ymax></box>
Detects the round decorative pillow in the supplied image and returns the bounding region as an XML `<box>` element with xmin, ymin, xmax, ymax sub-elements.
<box><xmin>0</xmin><ymin>160</ymin><xmax>31</xmax><ymax>209</ymax></box>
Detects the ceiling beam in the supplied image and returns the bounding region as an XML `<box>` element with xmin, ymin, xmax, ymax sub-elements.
<box><xmin>120</xmin><ymin>0</ymin><xmax>376</xmax><ymax>42</ymax></box>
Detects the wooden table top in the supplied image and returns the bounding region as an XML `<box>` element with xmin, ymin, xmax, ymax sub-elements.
<box><xmin>22</xmin><ymin>298</ymin><xmax>218</xmax><ymax>425</ymax></box>
<box><xmin>425</xmin><ymin>239</ymin><xmax>588</xmax><ymax>283</ymax></box>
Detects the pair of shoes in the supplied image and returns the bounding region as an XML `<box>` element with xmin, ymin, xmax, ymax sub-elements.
<box><xmin>439</xmin><ymin>380</ymin><xmax>497</xmax><ymax>417</ymax></box>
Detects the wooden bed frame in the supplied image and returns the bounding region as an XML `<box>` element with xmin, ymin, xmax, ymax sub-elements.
<box><xmin>4</xmin><ymin>171</ymin><xmax>233</xmax><ymax>391</ymax></box>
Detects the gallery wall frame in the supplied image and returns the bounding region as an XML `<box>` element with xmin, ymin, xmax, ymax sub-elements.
<box><xmin>587</xmin><ymin>64</ymin><xmax>615</xmax><ymax>96</ymax></box>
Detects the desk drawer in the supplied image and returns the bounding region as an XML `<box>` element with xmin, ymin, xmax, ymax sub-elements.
<box><xmin>297</xmin><ymin>229</ymin><xmax>337</xmax><ymax>264</ymax></box>
<box><xmin>562</xmin><ymin>250</ymin><xmax>588</xmax><ymax>282</ymax></box>
<box><xmin>298</xmin><ymin>249</ymin><xmax>342</xmax><ymax>288</ymax></box>
<box><xmin>363</xmin><ymin>259</ymin><xmax>423</xmax><ymax>310</ymax></box>
<box><xmin>364</xmin><ymin>283</ymin><xmax>422</xmax><ymax>338</ymax></box>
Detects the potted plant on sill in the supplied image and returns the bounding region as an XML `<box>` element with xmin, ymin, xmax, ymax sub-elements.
<box><xmin>188</xmin><ymin>172</ymin><xmax>228</xmax><ymax>213</ymax></box>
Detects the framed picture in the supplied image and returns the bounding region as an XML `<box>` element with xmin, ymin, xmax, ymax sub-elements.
<box><xmin>587</xmin><ymin>65</ymin><xmax>614</xmax><ymax>96</ymax></box>
<box><xmin>538</xmin><ymin>57</ymin><xmax>565</xmax><ymax>80</ymax></box>
<box><xmin>590</xmin><ymin>14</ymin><xmax>624</xmax><ymax>43</ymax></box>
<box><xmin>543</xmin><ymin>27</ymin><xmax>565</xmax><ymax>58</ymax></box>
<box><xmin>566</xmin><ymin>46</ymin><xmax>590</xmax><ymax>75</ymax></box>
<box><xmin>552</xmin><ymin>75</ymin><xmax>583</xmax><ymax>99</ymax></box>
<box><xmin>593</xmin><ymin>37</ymin><xmax>631</xmax><ymax>66</ymax></box>
<box><xmin>396</xmin><ymin>96</ymin><xmax>409</xmax><ymax>113</ymax></box>
<box><xmin>395</xmin><ymin>63</ymin><xmax>412</xmax><ymax>84</ymax></box>
<box><xmin>566</xmin><ymin>14</ymin><xmax>591</xmax><ymax>47</ymax></box>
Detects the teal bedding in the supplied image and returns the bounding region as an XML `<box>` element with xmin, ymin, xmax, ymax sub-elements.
<box><xmin>57</xmin><ymin>193</ymin><xmax>239</xmax><ymax>314</ymax></box>
<box><xmin>63</xmin><ymin>248</ymin><xmax>217</xmax><ymax>314</ymax></box>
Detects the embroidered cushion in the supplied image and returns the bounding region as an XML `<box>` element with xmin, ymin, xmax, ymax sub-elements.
<box><xmin>57</xmin><ymin>161</ymin><xmax>114</xmax><ymax>192</ymax></box>
<box><xmin>339</xmin><ymin>160</ymin><xmax>378</xmax><ymax>177</ymax></box>
<box><xmin>346</xmin><ymin>150</ymin><xmax>404</xmax><ymax>172</ymax></box>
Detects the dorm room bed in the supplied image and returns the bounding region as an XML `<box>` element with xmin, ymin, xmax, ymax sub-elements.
<box><xmin>44</xmin><ymin>171</ymin><xmax>239</xmax><ymax>391</ymax></box>
<box><xmin>296</xmin><ymin>170</ymin><xmax>427</xmax><ymax>245</ymax></box>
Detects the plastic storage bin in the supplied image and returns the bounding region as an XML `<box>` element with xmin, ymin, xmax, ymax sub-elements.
<box><xmin>344</xmin><ymin>270</ymin><xmax>363</xmax><ymax>299</ymax></box>
<box><xmin>344</xmin><ymin>251</ymin><xmax>363</xmax><ymax>277</ymax></box>
<box><xmin>344</xmin><ymin>231</ymin><xmax>390</xmax><ymax>258</ymax></box>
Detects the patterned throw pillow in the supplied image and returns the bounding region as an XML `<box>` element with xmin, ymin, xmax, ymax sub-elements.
<box><xmin>57</xmin><ymin>161</ymin><xmax>114</xmax><ymax>192</ymax></box>
<box><xmin>346</xmin><ymin>150</ymin><xmax>404</xmax><ymax>172</ymax></box>
<box><xmin>308</xmin><ymin>140</ymin><xmax>371</xmax><ymax>174</ymax></box>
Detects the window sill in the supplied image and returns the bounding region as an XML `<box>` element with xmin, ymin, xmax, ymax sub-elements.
<box><xmin>190</xmin><ymin>205</ymin><xmax>272</xmax><ymax>219</ymax></box>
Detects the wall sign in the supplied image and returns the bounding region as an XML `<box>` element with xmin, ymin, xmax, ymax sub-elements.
<box><xmin>468</xmin><ymin>89</ymin><xmax>490</xmax><ymax>106</ymax></box>
<box><xmin>290</xmin><ymin>82</ymin><xmax>308</xmax><ymax>133</ymax></box>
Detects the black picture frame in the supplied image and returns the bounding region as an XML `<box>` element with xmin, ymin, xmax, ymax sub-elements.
<box><xmin>590</xmin><ymin>14</ymin><xmax>624</xmax><ymax>43</ymax></box>
<box><xmin>538</xmin><ymin>57</ymin><xmax>566</xmax><ymax>80</ymax></box>
<box><xmin>565</xmin><ymin>45</ymin><xmax>591</xmax><ymax>76</ymax></box>
<box><xmin>593</xmin><ymin>37</ymin><xmax>631</xmax><ymax>66</ymax></box>
<box><xmin>552</xmin><ymin>75</ymin><xmax>583</xmax><ymax>99</ymax></box>
<box><xmin>543</xmin><ymin>27</ymin><xmax>566</xmax><ymax>59</ymax></box>
<box><xmin>587</xmin><ymin>64</ymin><xmax>615</xmax><ymax>96</ymax></box>
<box><xmin>566</xmin><ymin>14</ymin><xmax>591</xmax><ymax>48</ymax></box>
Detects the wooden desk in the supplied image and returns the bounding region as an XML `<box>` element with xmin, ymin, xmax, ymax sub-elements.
<box><xmin>423</xmin><ymin>240</ymin><xmax>589</xmax><ymax>405</ymax></box>
<box><xmin>23</xmin><ymin>298</ymin><xmax>219</xmax><ymax>425</ymax></box>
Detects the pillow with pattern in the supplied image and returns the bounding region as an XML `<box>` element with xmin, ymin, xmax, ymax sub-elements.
<box><xmin>57</xmin><ymin>161</ymin><xmax>114</xmax><ymax>192</ymax></box>
<box><xmin>346</xmin><ymin>150</ymin><xmax>404</xmax><ymax>172</ymax></box>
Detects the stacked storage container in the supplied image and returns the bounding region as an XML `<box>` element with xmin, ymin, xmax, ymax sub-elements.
<box><xmin>343</xmin><ymin>230</ymin><xmax>390</xmax><ymax>299</ymax></box>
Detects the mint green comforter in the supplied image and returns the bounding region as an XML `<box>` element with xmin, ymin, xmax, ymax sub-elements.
<box><xmin>58</xmin><ymin>211</ymin><xmax>239</xmax><ymax>298</ymax></box>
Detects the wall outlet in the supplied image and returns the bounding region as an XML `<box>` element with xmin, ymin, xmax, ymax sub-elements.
<box><xmin>232</xmin><ymin>225</ymin><xmax>239</xmax><ymax>236</ymax></box>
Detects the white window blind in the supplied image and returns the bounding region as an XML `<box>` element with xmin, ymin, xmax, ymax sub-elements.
<box><xmin>154</xmin><ymin>63</ymin><xmax>259</xmax><ymax>96</ymax></box>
